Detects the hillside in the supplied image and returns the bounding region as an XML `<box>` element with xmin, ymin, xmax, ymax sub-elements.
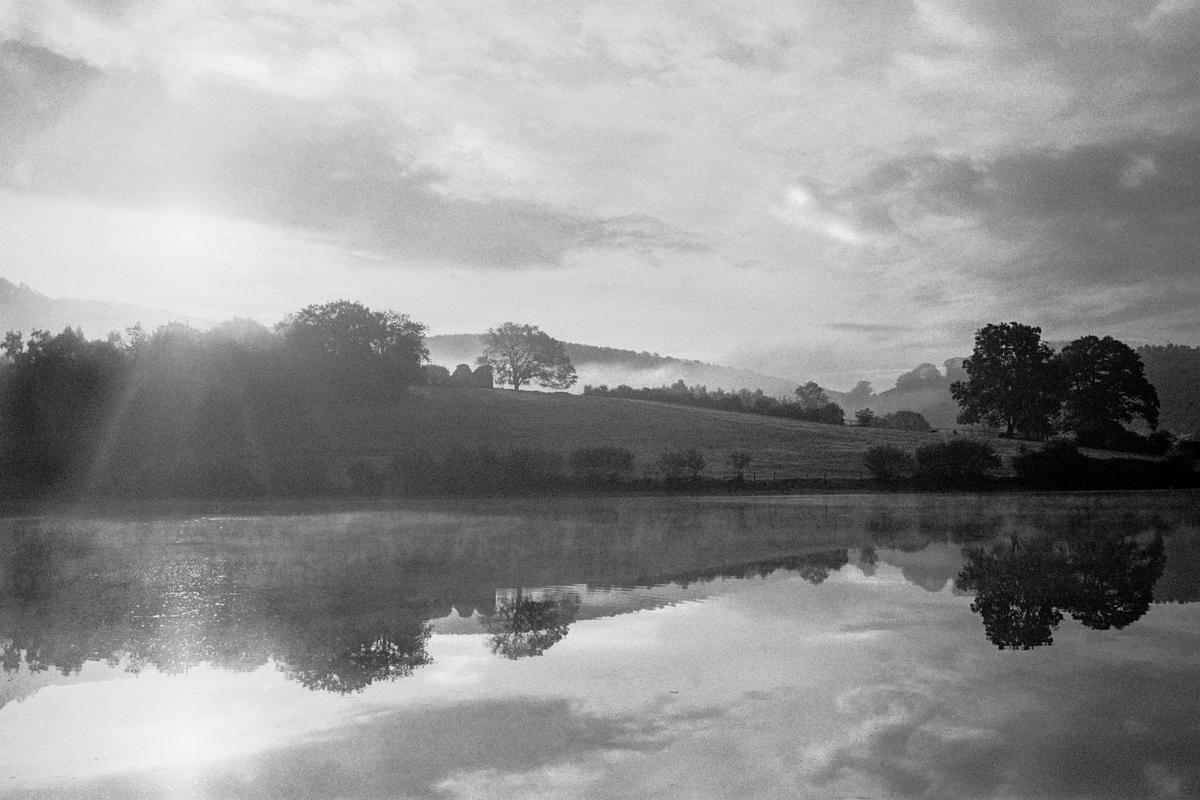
<box><xmin>74</xmin><ymin>384</ymin><xmax>1034</xmax><ymax>493</ymax></box>
<box><xmin>427</xmin><ymin>334</ymin><xmax>801</xmax><ymax>397</ymax></box>
<box><xmin>0</xmin><ymin>277</ymin><xmax>209</xmax><ymax>337</ymax></box>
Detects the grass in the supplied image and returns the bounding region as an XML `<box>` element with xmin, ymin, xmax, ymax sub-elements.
<box><xmin>312</xmin><ymin>386</ymin><xmax>1037</xmax><ymax>481</ymax></box>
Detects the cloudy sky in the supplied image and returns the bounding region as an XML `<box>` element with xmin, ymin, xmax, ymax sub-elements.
<box><xmin>2</xmin><ymin>0</ymin><xmax>1198</xmax><ymax>387</ymax></box>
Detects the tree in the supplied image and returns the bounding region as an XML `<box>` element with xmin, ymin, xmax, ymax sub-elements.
<box><xmin>479</xmin><ymin>323</ymin><xmax>577</xmax><ymax>390</ymax></box>
<box><xmin>279</xmin><ymin>300</ymin><xmax>427</xmax><ymax>380</ymax></box>
<box><xmin>950</xmin><ymin>322</ymin><xmax>1060</xmax><ymax>437</ymax></box>
<box><xmin>484</xmin><ymin>589</ymin><xmax>580</xmax><ymax>659</ymax></box>
<box><xmin>894</xmin><ymin>363</ymin><xmax>945</xmax><ymax>392</ymax></box>
<box><xmin>794</xmin><ymin>381</ymin><xmax>829</xmax><ymax>410</ymax></box>
<box><xmin>862</xmin><ymin>445</ymin><xmax>912</xmax><ymax>482</ymax></box>
<box><xmin>1056</xmin><ymin>335</ymin><xmax>1159</xmax><ymax>443</ymax></box>
<box><xmin>847</xmin><ymin>380</ymin><xmax>874</xmax><ymax>402</ymax></box>
<box><xmin>726</xmin><ymin>450</ymin><xmax>753</xmax><ymax>481</ymax></box>
<box><xmin>854</xmin><ymin>408</ymin><xmax>876</xmax><ymax>427</ymax></box>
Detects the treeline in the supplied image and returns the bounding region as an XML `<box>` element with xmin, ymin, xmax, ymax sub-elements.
<box><xmin>0</xmin><ymin>301</ymin><xmax>436</xmax><ymax>497</ymax></box>
<box><xmin>862</xmin><ymin>438</ymin><xmax>1198</xmax><ymax>490</ymax></box>
<box><xmin>583</xmin><ymin>379</ymin><xmax>845</xmax><ymax>425</ymax></box>
<box><xmin>349</xmin><ymin>445</ymin><xmax>758</xmax><ymax>495</ymax></box>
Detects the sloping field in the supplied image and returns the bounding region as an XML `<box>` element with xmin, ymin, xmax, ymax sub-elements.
<box><xmin>316</xmin><ymin>387</ymin><xmax>1032</xmax><ymax>480</ymax></box>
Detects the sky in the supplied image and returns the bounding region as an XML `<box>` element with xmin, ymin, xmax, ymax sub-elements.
<box><xmin>2</xmin><ymin>0</ymin><xmax>1199</xmax><ymax>388</ymax></box>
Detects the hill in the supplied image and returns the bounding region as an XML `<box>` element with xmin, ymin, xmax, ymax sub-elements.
<box><xmin>0</xmin><ymin>277</ymin><xmax>209</xmax><ymax>337</ymax></box>
<box><xmin>71</xmin><ymin>384</ymin><xmax>1032</xmax><ymax>496</ymax></box>
<box><xmin>426</xmin><ymin>334</ymin><xmax>801</xmax><ymax>397</ymax></box>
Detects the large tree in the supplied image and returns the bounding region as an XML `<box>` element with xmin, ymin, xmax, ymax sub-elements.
<box><xmin>479</xmin><ymin>322</ymin><xmax>577</xmax><ymax>390</ymax></box>
<box><xmin>279</xmin><ymin>300</ymin><xmax>427</xmax><ymax>380</ymax></box>
<box><xmin>950</xmin><ymin>322</ymin><xmax>1060</xmax><ymax>438</ymax></box>
<box><xmin>1056</xmin><ymin>335</ymin><xmax>1159</xmax><ymax>440</ymax></box>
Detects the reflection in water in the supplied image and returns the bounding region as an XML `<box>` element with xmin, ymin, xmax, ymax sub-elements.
<box><xmin>484</xmin><ymin>588</ymin><xmax>581</xmax><ymax>659</ymax></box>
<box><xmin>956</xmin><ymin>533</ymin><xmax>1166</xmax><ymax>649</ymax></box>
<box><xmin>0</xmin><ymin>494</ymin><xmax>1195</xmax><ymax>701</ymax></box>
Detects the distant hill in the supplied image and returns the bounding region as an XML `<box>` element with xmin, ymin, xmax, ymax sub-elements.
<box><xmin>0</xmin><ymin>277</ymin><xmax>209</xmax><ymax>338</ymax></box>
<box><xmin>1138</xmin><ymin>344</ymin><xmax>1200</xmax><ymax>437</ymax></box>
<box><xmin>427</xmin><ymin>333</ymin><xmax>801</xmax><ymax>397</ymax></box>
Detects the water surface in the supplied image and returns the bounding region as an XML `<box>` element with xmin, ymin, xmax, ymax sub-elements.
<box><xmin>2</xmin><ymin>492</ymin><xmax>1198</xmax><ymax>799</ymax></box>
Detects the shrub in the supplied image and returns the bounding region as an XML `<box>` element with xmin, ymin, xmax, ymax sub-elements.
<box><xmin>659</xmin><ymin>448</ymin><xmax>705</xmax><ymax>483</ymax></box>
<box><xmin>726</xmin><ymin>450</ymin><xmax>753</xmax><ymax>481</ymax></box>
<box><xmin>570</xmin><ymin>446</ymin><xmax>635</xmax><ymax>485</ymax></box>
<box><xmin>862</xmin><ymin>445</ymin><xmax>914</xmax><ymax>482</ymax></box>
<box><xmin>499</xmin><ymin>448</ymin><xmax>565</xmax><ymax>492</ymax></box>
<box><xmin>914</xmin><ymin>439</ymin><xmax>1000</xmax><ymax>485</ymax></box>
<box><xmin>1012</xmin><ymin>440</ymin><xmax>1088</xmax><ymax>488</ymax></box>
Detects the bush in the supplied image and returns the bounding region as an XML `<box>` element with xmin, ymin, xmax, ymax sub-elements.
<box><xmin>862</xmin><ymin>445</ymin><xmax>914</xmax><ymax>482</ymax></box>
<box><xmin>1012</xmin><ymin>439</ymin><xmax>1088</xmax><ymax>488</ymax></box>
<box><xmin>726</xmin><ymin>450</ymin><xmax>753</xmax><ymax>481</ymax></box>
<box><xmin>659</xmin><ymin>448</ymin><xmax>705</xmax><ymax>483</ymax></box>
<box><xmin>914</xmin><ymin>439</ymin><xmax>1000</xmax><ymax>485</ymax></box>
<box><xmin>570</xmin><ymin>446</ymin><xmax>635</xmax><ymax>485</ymax></box>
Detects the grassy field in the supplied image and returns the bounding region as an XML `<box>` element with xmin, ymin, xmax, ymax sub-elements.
<box><xmin>313</xmin><ymin>386</ymin><xmax>1035</xmax><ymax>481</ymax></box>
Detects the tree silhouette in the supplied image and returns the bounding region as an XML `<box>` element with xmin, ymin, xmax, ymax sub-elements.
<box><xmin>950</xmin><ymin>322</ymin><xmax>1060</xmax><ymax>437</ymax></box>
<box><xmin>479</xmin><ymin>323</ymin><xmax>576</xmax><ymax>391</ymax></box>
<box><xmin>484</xmin><ymin>589</ymin><xmax>580</xmax><ymax>659</ymax></box>
<box><xmin>956</xmin><ymin>533</ymin><xmax>1165</xmax><ymax>649</ymax></box>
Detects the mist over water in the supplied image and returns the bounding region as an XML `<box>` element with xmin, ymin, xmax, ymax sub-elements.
<box><xmin>2</xmin><ymin>492</ymin><xmax>1198</xmax><ymax>799</ymax></box>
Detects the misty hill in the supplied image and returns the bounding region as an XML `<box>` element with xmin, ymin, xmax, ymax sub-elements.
<box><xmin>829</xmin><ymin>349</ymin><xmax>1200</xmax><ymax>437</ymax></box>
<box><xmin>0</xmin><ymin>277</ymin><xmax>208</xmax><ymax>337</ymax></box>
<box><xmin>427</xmin><ymin>333</ymin><xmax>801</xmax><ymax>396</ymax></box>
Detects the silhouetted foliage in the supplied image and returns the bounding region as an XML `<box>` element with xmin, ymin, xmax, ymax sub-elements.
<box><xmin>1</xmin><ymin>299</ymin><xmax>429</xmax><ymax>498</ymax></box>
<box><xmin>570</xmin><ymin>446</ymin><xmax>635</xmax><ymax>486</ymax></box>
<box><xmin>584</xmin><ymin>381</ymin><xmax>844</xmax><ymax>425</ymax></box>
<box><xmin>658</xmin><ymin>448</ymin><xmax>706</xmax><ymax>483</ymax></box>
<box><xmin>480</xmin><ymin>322</ymin><xmax>577</xmax><ymax>390</ymax></box>
<box><xmin>1013</xmin><ymin>440</ymin><xmax>1197</xmax><ymax>490</ymax></box>
<box><xmin>484</xmin><ymin>589</ymin><xmax>580</xmax><ymax>659</ymax></box>
<box><xmin>726</xmin><ymin>450</ymin><xmax>753</xmax><ymax>481</ymax></box>
<box><xmin>863</xmin><ymin>445</ymin><xmax>914</xmax><ymax>482</ymax></box>
<box><xmin>1059</xmin><ymin>335</ymin><xmax>1159</xmax><ymax>443</ymax></box>
<box><xmin>914</xmin><ymin>439</ymin><xmax>1000</xmax><ymax>486</ymax></box>
<box><xmin>278</xmin><ymin>299</ymin><xmax>428</xmax><ymax>384</ymax></box>
<box><xmin>950</xmin><ymin>322</ymin><xmax>1060</xmax><ymax>438</ymax></box>
<box><xmin>956</xmin><ymin>533</ymin><xmax>1165</xmax><ymax>649</ymax></box>
<box><xmin>894</xmin><ymin>362</ymin><xmax>946</xmax><ymax>392</ymax></box>
<box><xmin>854</xmin><ymin>407</ymin><xmax>876</xmax><ymax>426</ymax></box>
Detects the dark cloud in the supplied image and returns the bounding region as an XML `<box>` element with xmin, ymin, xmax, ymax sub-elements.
<box><xmin>820</xmin><ymin>131</ymin><xmax>1200</xmax><ymax>334</ymax></box>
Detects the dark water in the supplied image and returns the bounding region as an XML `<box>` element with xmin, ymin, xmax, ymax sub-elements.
<box><xmin>1</xmin><ymin>492</ymin><xmax>1198</xmax><ymax>799</ymax></box>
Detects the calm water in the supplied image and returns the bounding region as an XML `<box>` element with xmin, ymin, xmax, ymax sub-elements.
<box><xmin>2</xmin><ymin>492</ymin><xmax>1198</xmax><ymax>799</ymax></box>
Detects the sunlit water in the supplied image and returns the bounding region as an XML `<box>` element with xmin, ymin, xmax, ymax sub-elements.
<box><xmin>2</xmin><ymin>492</ymin><xmax>1198</xmax><ymax>799</ymax></box>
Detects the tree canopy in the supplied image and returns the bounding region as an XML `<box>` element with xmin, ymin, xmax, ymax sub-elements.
<box><xmin>479</xmin><ymin>322</ymin><xmax>577</xmax><ymax>390</ymax></box>
<box><xmin>951</xmin><ymin>322</ymin><xmax>1162</xmax><ymax>443</ymax></box>
<box><xmin>950</xmin><ymin>322</ymin><xmax>1061</xmax><ymax>438</ymax></box>
<box><xmin>278</xmin><ymin>300</ymin><xmax>427</xmax><ymax>380</ymax></box>
<box><xmin>1058</xmin><ymin>335</ymin><xmax>1159</xmax><ymax>440</ymax></box>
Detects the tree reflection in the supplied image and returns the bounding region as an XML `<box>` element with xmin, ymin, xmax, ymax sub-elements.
<box><xmin>956</xmin><ymin>534</ymin><xmax>1165</xmax><ymax>649</ymax></box>
<box><xmin>484</xmin><ymin>588</ymin><xmax>581</xmax><ymax>660</ymax></box>
<box><xmin>280</xmin><ymin>626</ymin><xmax>433</xmax><ymax>693</ymax></box>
